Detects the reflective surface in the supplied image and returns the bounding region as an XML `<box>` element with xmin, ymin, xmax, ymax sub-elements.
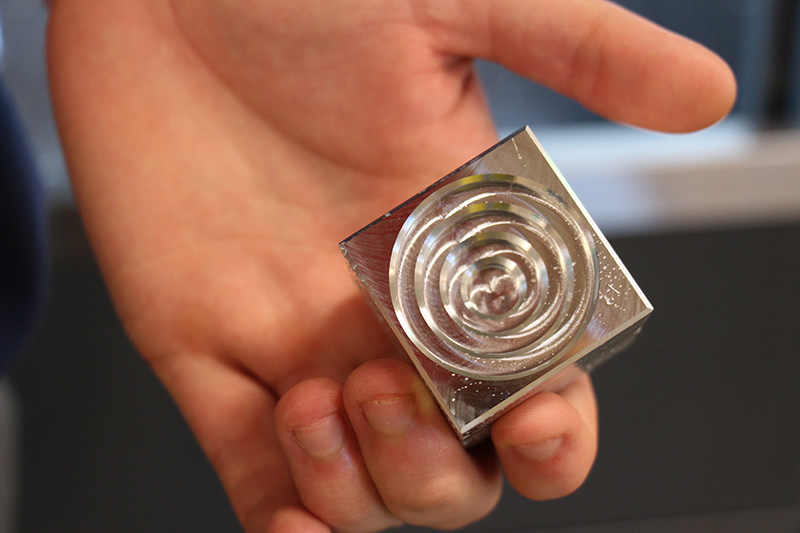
<box><xmin>389</xmin><ymin>174</ymin><xmax>598</xmax><ymax>380</ymax></box>
<box><xmin>341</xmin><ymin>128</ymin><xmax>653</xmax><ymax>444</ymax></box>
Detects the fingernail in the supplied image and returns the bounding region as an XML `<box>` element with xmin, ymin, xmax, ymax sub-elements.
<box><xmin>514</xmin><ymin>436</ymin><xmax>563</xmax><ymax>463</ymax></box>
<box><xmin>291</xmin><ymin>414</ymin><xmax>346</xmax><ymax>459</ymax></box>
<box><xmin>361</xmin><ymin>395</ymin><xmax>416</xmax><ymax>437</ymax></box>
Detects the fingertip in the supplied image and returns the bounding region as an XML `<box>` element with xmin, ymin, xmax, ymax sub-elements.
<box><xmin>343</xmin><ymin>358</ymin><xmax>435</xmax><ymax>415</ymax></box>
<box><xmin>275</xmin><ymin>378</ymin><xmax>349</xmax><ymax>463</ymax></box>
<box><xmin>676</xmin><ymin>51</ymin><xmax>738</xmax><ymax>132</ymax></box>
<box><xmin>557</xmin><ymin>373</ymin><xmax>599</xmax><ymax>440</ymax></box>
<box><xmin>275</xmin><ymin>377</ymin><xmax>343</xmax><ymax>431</ymax></box>
<box><xmin>492</xmin><ymin>391</ymin><xmax>574</xmax><ymax>448</ymax></box>
<box><xmin>633</xmin><ymin>44</ymin><xmax>738</xmax><ymax>133</ymax></box>
<box><xmin>492</xmin><ymin>391</ymin><xmax>597</xmax><ymax>500</ymax></box>
<box><xmin>577</xmin><ymin>18</ymin><xmax>739</xmax><ymax>133</ymax></box>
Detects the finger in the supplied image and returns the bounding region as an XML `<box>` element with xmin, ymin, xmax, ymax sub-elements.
<box><xmin>421</xmin><ymin>0</ymin><xmax>736</xmax><ymax>131</ymax></box>
<box><xmin>275</xmin><ymin>378</ymin><xmax>401</xmax><ymax>532</ymax></box>
<box><xmin>558</xmin><ymin>372</ymin><xmax>599</xmax><ymax>439</ymax></box>
<box><xmin>491</xmin><ymin>374</ymin><xmax>598</xmax><ymax>500</ymax></box>
<box><xmin>343</xmin><ymin>359</ymin><xmax>502</xmax><ymax>529</ymax></box>
<box><xmin>150</xmin><ymin>354</ymin><xmax>327</xmax><ymax>532</ymax></box>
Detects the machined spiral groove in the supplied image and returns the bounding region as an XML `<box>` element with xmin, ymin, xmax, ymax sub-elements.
<box><xmin>390</xmin><ymin>174</ymin><xmax>600</xmax><ymax>380</ymax></box>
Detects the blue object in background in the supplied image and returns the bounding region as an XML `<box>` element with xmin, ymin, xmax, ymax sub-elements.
<box><xmin>0</xmin><ymin>75</ymin><xmax>47</xmax><ymax>374</ymax></box>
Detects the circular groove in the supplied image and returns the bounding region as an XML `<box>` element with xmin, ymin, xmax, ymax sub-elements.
<box><xmin>390</xmin><ymin>174</ymin><xmax>599</xmax><ymax>380</ymax></box>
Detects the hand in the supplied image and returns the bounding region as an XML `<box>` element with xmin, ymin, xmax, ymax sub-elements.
<box><xmin>47</xmin><ymin>0</ymin><xmax>735</xmax><ymax>531</ymax></box>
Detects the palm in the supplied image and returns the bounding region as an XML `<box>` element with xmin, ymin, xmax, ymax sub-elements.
<box><xmin>98</xmin><ymin>1</ymin><xmax>503</xmax><ymax>394</ymax></box>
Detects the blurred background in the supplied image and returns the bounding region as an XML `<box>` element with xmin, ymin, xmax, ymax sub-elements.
<box><xmin>1</xmin><ymin>0</ymin><xmax>799</xmax><ymax>531</ymax></box>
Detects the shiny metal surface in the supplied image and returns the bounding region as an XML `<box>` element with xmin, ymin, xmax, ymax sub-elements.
<box><xmin>340</xmin><ymin>127</ymin><xmax>653</xmax><ymax>445</ymax></box>
<box><xmin>389</xmin><ymin>174</ymin><xmax>599</xmax><ymax>381</ymax></box>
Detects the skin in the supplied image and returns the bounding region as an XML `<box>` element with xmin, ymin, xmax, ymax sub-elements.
<box><xmin>46</xmin><ymin>0</ymin><xmax>736</xmax><ymax>531</ymax></box>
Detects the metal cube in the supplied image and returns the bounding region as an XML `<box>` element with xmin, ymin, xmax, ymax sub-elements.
<box><xmin>340</xmin><ymin>127</ymin><xmax>652</xmax><ymax>446</ymax></box>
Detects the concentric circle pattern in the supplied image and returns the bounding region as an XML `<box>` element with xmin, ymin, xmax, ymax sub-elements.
<box><xmin>390</xmin><ymin>174</ymin><xmax>599</xmax><ymax>380</ymax></box>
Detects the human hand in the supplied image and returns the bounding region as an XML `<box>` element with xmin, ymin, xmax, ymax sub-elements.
<box><xmin>47</xmin><ymin>0</ymin><xmax>735</xmax><ymax>530</ymax></box>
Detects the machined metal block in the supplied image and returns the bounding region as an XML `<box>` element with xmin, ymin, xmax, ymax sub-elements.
<box><xmin>340</xmin><ymin>127</ymin><xmax>653</xmax><ymax>446</ymax></box>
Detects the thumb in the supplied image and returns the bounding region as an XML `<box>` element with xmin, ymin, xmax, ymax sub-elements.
<box><xmin>421</xmin><ymin>0</ymin><xmax>736</xmax><ymax>132</ymax></box>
